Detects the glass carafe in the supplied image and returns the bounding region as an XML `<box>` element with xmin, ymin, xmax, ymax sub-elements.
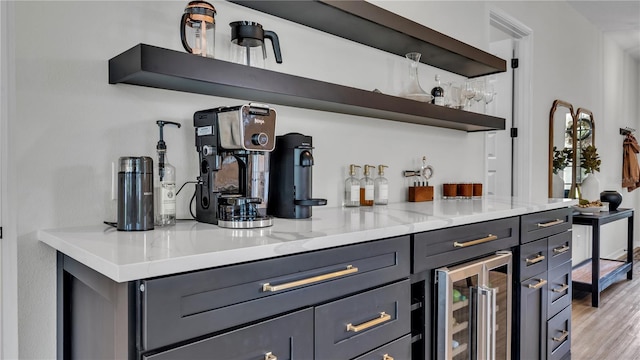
<box><xmin>400</xmin><ymin>52</ymin><xmax>433</xmax><ymax>102</ymax></box>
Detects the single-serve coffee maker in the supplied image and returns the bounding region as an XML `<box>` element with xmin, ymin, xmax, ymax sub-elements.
<box><xmin>268</xmin><ymin>133</ymin><xmax>326</xmax><ymax>219</ymax></box>
<box><xmin>194</xmin><ymin>103</ymin><xmax>276</xmax><ymax>228</ymax></box>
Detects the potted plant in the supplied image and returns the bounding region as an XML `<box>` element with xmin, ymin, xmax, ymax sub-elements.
<box><xmin>579</xmin><ymin>145</ymin><xmax>601</xmax><ymax>201</ymax></box>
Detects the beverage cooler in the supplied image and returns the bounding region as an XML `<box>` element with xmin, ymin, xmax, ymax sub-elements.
<box><xmin>435</xmin><ymin>251</ymin><xmax>512</xmax><ymax>360</ymax></box>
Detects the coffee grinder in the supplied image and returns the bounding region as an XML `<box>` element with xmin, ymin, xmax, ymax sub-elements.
<box><xmin>193</xmin><ymin>103</ymin><xmax>276</xmax><ymax>228</ymax></box>
<box><xmin>268</xmin><ymin>133</ymin><xmax>327</xmax><ymax>219</ymax></box>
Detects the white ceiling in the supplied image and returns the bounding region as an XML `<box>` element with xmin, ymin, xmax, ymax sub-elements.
<box><xmin>568</xmin><ymin>1</ymin><xmax>640</xmax><ymax>61</ymax></box>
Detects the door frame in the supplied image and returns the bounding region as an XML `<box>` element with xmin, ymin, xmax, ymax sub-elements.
<box><xmin>1</xmin><ymin>1</ymin><xmax>19</xmax><ymax>358</ymax></box>
<box><xmin>489</xmin><ymin>8</ymin><xmax>534</xmax><ymax>199</ymax></box>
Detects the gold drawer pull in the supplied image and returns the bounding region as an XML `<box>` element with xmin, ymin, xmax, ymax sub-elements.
<box><xmin>346</xmin><ymin>312</ymin><xmax>391</xmax><ymax>332</ymax></box>
<box><xmin>552</xmin><ymin>284</ymin><xmax>569</xmax><ymax>293</ymax></box>
<box><xmin>537</xmin><ymin>219</ymin><xmax>564</xmax><ymax>228</ymax></box>
<box><xmin>453</xmin><ymin>234</ymin><xmax>498</xmax><ymax>248</ymax></box>
<box><xmin>383</xmin><ymin>355</ymin><xmax>394</xmax><ymax>360</ymax></box>
<box><xmin>527</xmin><ymin>279</ymin><xmax>547</xmax><ymax>289</ymax></box>
<box><xmin>553</xmin><ymin>245</ymin><xmax>570</xmax><ymax>254</ymax></box>
<box><xmin>553</xmin><ymin>330</ymin><xmax>569</xmax><ymax>342</ymax></box>
<box><xmin>525</xmin><ymin>254</ymin><xmax>545</xmax><ymax>265</ymax></box>
<box><xmin>262</xmin><ymin>265</ymin><xmax>358</xmax><ymax>292</ymax></box>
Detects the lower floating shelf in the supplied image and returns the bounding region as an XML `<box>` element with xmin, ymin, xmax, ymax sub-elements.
<box><xmin>108</xmin><ymin>44</ymin><xmax>505</xmax><ymax>132</ymax></box>
<box><xmin>572</xmin><ymin>258</ymin><xmax>628</xmax><ymax>285</ymax></box>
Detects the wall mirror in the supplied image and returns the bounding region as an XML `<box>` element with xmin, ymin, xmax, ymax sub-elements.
<box><xmin>548</xmin><ymin>100</ymin><xmax>595</xmax><ymax>198</ymax></box>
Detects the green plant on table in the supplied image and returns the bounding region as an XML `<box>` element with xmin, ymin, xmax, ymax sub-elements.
<box><xmin>580</xmin><ymin>145</ymin><xmax>601</xmax><ymax>174</ymax></box>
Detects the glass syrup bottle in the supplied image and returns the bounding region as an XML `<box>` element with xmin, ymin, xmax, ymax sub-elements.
<box><xmin>344</xmin><ymin>164</ymin><xmax>361</xmax><ymax>207</ymax></box>
<box><xmin>360</xmin><ymin>165</ymin><xmax>375</xmax><ymax>206</ymax></box>
<box><xmin>374</xmin><ymin>165</ymin><xmax>389</xmax><ymax>205</ymax></box>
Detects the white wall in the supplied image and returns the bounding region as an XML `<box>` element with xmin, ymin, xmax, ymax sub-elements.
<box><xmin>6</xmin><ymin>1</ymin><xmax>638</xmax><ymax>358</ymax></box>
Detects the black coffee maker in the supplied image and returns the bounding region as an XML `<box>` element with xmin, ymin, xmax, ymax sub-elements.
<box><xmin>268</xmin><ymin>133</ymin><xmax>326</xmax><ymax>219</ymax></box>
<box><xmin>193</xmin><ymin>103</ymin><xmax>276</xmax><ymax>228</ymax></box>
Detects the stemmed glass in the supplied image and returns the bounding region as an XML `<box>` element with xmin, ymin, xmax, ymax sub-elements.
<box><xmin>484</xmin><ymin>83</ymin><xmax>496</xmax><ymax>105</ymax></box>
<box><xmin>472</xmin><ymin>79</ymin><xmax>485</xmax><ymax>103</ymax></box>
<box><xmin>462</xmin><ymin>80</ymin><xmax>476</xmax><ymax>110</ymax></box>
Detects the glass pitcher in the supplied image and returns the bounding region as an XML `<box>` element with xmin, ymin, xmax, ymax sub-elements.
<box><xmin>180</xmin><ymin>1</ymin><xmax>216</xmax><ymax>58</ymax></box>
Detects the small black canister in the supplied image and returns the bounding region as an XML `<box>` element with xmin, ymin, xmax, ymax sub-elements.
<box><xmin>117</xmin><ymin>156</ymin><xmax>154</xmax><ymax>231</ymax></box>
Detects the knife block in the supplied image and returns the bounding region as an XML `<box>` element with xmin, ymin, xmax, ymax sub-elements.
<box><xmin>408</xmin><ymin>186</ymin><xmax>434</xmax><ymax>202</ymax></box>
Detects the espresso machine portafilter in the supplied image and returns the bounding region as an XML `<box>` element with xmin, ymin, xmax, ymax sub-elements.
<box><xmin>193</xmin><ymin>103</ymin><xmax>276</xmax><ymax>228</ymax></box>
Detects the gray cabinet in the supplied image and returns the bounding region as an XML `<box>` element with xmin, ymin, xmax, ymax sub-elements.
<box><xmin>517</xmin><ymin>208</ymin><xmax>572</xmax><ymax>360</ymax></box>
<box><xmin>410</xmin><ymin>217</ymin><xmax>519</xmax><ymax>359</ymax></box>
<box><xmin>58</xmin><ymin>235</ymin><xmax>411</xmax><ymax>360</ymax></box>
<box><xmin>142</xmin><ymin>308</ymin><xmax>314</xmax><ymax>360</ymax></box>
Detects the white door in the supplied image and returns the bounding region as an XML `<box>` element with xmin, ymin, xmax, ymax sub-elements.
<box><xmin>485</xmin><ymin>39</ymin><xmax>514</xmax><ymax>197</ymax></box>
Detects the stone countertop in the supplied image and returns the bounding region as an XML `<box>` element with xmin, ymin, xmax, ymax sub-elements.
<box><xmin>38</xmin><ymin>197</ymin><xmax>576</xmax><ymax>283</ymax></box>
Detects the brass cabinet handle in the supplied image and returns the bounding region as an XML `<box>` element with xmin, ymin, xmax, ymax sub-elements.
<box><xmin>264</xmin><ymin>352</ymin><xmax>277</xmax><ymax>360</ymax></box>
<box><xmin>262</xmin><ymin>265</ymin><xmax>358</xmax><ymax>292</ymax></box>
<box><xmin>552</xmin><ymin>284</ymin><xmax>569</xmax><ymax>293</ymax></box>
<box><xmin>346</xmin><ymin>312</ymin><xmax>391</xmax><ymax>332</ymax></box>
<box><xmin>383</xmin><ymin>355</ymin><xmax>394</xmax><ymax>360</ymax></box>
<box><xmin>553</xmin><ymin>330</ymin><xmax>569</xmax><ymax>342</ymax></box>
<box><xmin>537</xmin><ymin>219</ymin><xmax>564</xmax><ymax>228</ymax></box>
<box><xmin>525</xmin><ymin>254</ymin><xmax>545</xmax><ymax>265</ymax></box>
<box><xmin>553</xmin><ymin>245</ymin><xmax>570</xmax><ymax>254</ymax></box>
<box><xmin>453</xmin><ymin>234</ymin><xmax>498</xmax><ymax>248</ymax></box>
<box><xmin>527</xmin><ymin>279</ymin><xmax>547</xmax><ymax>289</ymax></box>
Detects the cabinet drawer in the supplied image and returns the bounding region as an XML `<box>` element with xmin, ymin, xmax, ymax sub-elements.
<box><xmin>547</xmin><ymin>305</ymin><xmax>571</xmax><ymax>360</ymax></box>
<box><xmin>521</xmin><ymin>208</ymin><xmax>572</xmax><ymax>244</ymax></box>
<box><xmin>413</xmin><ymin>217</ymin><xmax>519</xmax><ymax>273</ymax></box>
<box><xmin>142</xmin><ymin>308</ymin><xmax>313</xmax><ymax>360</ymax></box>
<box><xmin>548</xmin><ymin>260</ymin><xmax>572</xmax><ymax>318</ymax></box>
<box><xmin>548</xmin><ymin>231</ymin><xmax>572</xmax><ymax>269</ymax></box>
<box><xmin>520</xmin><ymin>239</ymin><xmax>548</xmax><ymax>281</ymax></box>
<box><xmin>352</xmin><ymin>334</ymin><xmax>411</xmax><ymax>360</ymax></box>
<box><xmin>141</xmin><ymin>236</ymin><xmax>410</xmax><ymax>350</ymax></box>
<box><xmin>315</xmin><ymin>280</ymin><xmax>411</xmax><ymax>360</ymax></box>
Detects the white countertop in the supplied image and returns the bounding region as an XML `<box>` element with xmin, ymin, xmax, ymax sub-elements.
<box><xmin>38</xmin><ymin>197</ymin><xmax>576</xmax><ymax>283</ymax></box>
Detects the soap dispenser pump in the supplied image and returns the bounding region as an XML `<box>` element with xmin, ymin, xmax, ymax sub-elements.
<box><xmin>344</xmin><ymin>164</ymin><xmax>361</xmax><ymax>207</ymax></box>
<box><xmin>155</xmin><ymin>120</ymin><xmax>181</xmax><ymax>226</ymax></box>
<box><xmin>374</xmin><ymin>165</ymin><xmax>389</xmax><ymax>205</ymax></box>
<box><xmin>360</xmin><ymin>164</ymin><xmax>375</xmax><ymax>206</ymax></box>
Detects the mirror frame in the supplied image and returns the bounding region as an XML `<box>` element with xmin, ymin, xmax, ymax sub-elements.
<box><xmin>548</xmin><ymin>100</ymin><xmax>596</xmax><ymax>198</ymax></box>
<box><xmin>549</xmin><ymin>100</ymin><xmax>575</xmax><ymax>198</ymax></box>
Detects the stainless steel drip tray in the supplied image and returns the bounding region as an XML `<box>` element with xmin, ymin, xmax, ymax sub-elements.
<box><xmin>217</xmin><ymin>217</ymin><xmax>273</xmax><ymax>229</ymax></box>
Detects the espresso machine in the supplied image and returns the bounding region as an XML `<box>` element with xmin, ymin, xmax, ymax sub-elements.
<box><xmin>268</xmin><ymin>133</ymin><xmax>327</xmax><ymax>219</ymax></box>
<box><xmin>193</xmin><ymin>103</ymin><xmax>276</xmax><ymax>228</ymax></box>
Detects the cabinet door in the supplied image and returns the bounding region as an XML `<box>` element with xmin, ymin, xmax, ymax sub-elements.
<box><xmin>519</xmin><ymin>239</ymin><xmax>548</xmax><ymax>281</ymax></box>
<box><xmin>547</xmin><ymin>305</ymin><xmax>571</xmax><ymax>360</ymax></box>
<box><xmin>142</xmin><ymin>308</ymin><xmax>313</xmax><ymax>360</ymax></box>
<box><xmin>520</xmin><ymin>208</ymin><xmax>572</xmax><ymax>244</ymax></box>
<box><xmin>548</xmin><ymin>260</ymin><xmax>572</xmax><ymax>318</ymax></box>
<box><xmin>315</xmin><ymin>280</ymin><xmax>410</xmax><ymax>360</ymax></box>
<box><xmin>141</xmin><ymin>236</ymin><xmax>409</xmax><ymax>350</ymax></box>
<box><xmin>519</xmin><ymin>274</ymin><xmax>548</xmax><ymax>360</ymax></box>
<box><xmin>548</xmin><ymin>231</ymin><xmax>572</xmax><ymax>269</ymax></box>
<box><xmin>352</xmin><ymin>334</ymin><xmax>411</xmax><ymax>360</ymax></box>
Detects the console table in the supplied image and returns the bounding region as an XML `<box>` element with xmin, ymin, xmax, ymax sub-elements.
<box><xmin>571</xmin><ymin>208</ymin><xmax>634</xmax><ymax>307</ymax></box>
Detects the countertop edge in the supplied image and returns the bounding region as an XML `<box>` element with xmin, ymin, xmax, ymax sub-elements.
<box><xmin>39</xmin><ymin>199</ymin><xmax>576</xmax><ymax>283</ymax></box>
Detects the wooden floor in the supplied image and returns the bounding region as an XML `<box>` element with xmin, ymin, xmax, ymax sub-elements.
<box><xmin>571</xmin><ymin>248</ymin><xmax>640</xmax><ymax>360</ymax></box>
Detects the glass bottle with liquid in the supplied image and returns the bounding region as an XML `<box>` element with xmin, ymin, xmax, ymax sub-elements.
<box><xmin>374</xmin><ymin>165</ymin><xmax>389</xmax><ymax>205</ymax></box>
<box><xmin>344</xmin><ymin>164</ymin><xmax>361</xmax><ymax>207</ymax></box>
<box><xmin>431</xmin><ymin>74</ymin><xmax>445</xmax><ymax>106</ymax></box>
<box><xmin>360</xmin><ymin>165</ymin><xmax>375</xmax><ymax>207</ymax></box>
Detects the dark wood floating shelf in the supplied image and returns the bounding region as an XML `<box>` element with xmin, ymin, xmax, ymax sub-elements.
<box><xmin>109</xmin><ymin>44</ymin><xmax>505</xmax><ymax>132</ymax></box>
<box><xmin>230</xmin><ymin>0</ymin><xmax>506</xmax><ymax>78</ymax></box>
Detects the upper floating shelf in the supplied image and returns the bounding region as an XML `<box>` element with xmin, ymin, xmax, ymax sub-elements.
<box><xmin>230</xmin><ymin>0</ymin><xmax>507</xmax><ymax>78</ymax></box>
<box><xmin>109</xmin><ymin>44</ymin><xmax>505</xmax><ymax>132</ymax></box>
